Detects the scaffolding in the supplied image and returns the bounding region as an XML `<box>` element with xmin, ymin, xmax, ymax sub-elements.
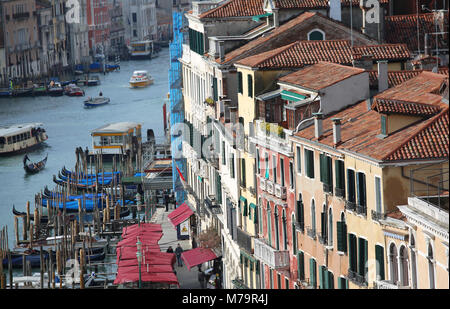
<box><xmin>169</xmin><ymin>10</ymin><xmax>187</xmax><ymax>212</ymax></box>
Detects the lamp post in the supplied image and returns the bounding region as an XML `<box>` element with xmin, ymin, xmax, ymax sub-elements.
<box><xmin>136</xmin><ymin>238</ymin><xmax>142</xmax><ymax>289</ymax></box>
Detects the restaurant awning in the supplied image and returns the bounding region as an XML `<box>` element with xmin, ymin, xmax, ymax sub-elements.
<box><xmin>113</xmin><ymin>270</ymin><xmax>179</xmax><ymax>285</ymax></box>
<box><xmin>181</xmin><ymin>247</ymin><xmax>218</xmax><ymax>271</ymax></box>
<box><xmin>167</xmin><ymin>203</ymin><xmax>194</xmax><ymax>228</ymax></box>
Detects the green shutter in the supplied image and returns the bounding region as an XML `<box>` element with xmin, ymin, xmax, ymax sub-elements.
<box><xmin>319</xmin><ymin>266</ymin><xmax>324</xmax><ymax>289</ymax></box>
<box><xmin>238</xmin><ymin>72</ymin><xmax>243</xmax><ymax>94</ymax></box>
<box><xmin>309</xmin><ymin>259</ymin><xmax>316</xmax><ymax>288</ymax></box>
<box><xmin>358</xmin><ymin>237</ymin><xmax>368</xmax><ymax>277</ymax></box>
<box><xmin>335</xmin><ymin>160</ymin><xmax>341</xmax><ymax>189</ymax></box>
<box><xmin>222</xmin><ymin>141</ymin><xmax>225</xmax><ymax>164</ymax></box>
<box><xmin>241</xmin><ymin>158</ymin><xmax>246</xmax><ymax>187</ymax></box>
<box><xmin>320</xmin><ymin>153</ymin><xmax>325</xmax><ymax>183</ymax></box>
<box><xmin>324</xmin><ymin>268</ymin><xmax>330</xmax><ymax>289</ymax></box>
<box><xmin>321</xmin><ymin>212</ymin><xmax>326</xmax><ymax>238</ymax></box>
<box><xmin>349</xmin><ymin>234</ymin><xmax>357</xmax><ymax>272</ymax></box>
<box><xmin>297</xmin><ymin>147</ymin><xmax>301</xmax><ymax>173</ymax></box>
<box><xmin>247</xmin><ymin>74</ymin><xmax>253</xmax><ymax>98</ymax></box>
<box><xmin>212</xmin><ymin>77</ymin><xmax>218</xmax><ymax>102</ymax></box>
<box><xmin>298</xmin><ymin>251</ymin><xmax>305</xmax><ymax>281</ymax></box>
<box><xmin>253</xmin><ymin>205</ymin><xmax>258</xmax><ymax>223</ymax></box>
<box><xmin>336</xmin><ymin>221</ymin><xmax>347</xmax><ymax>252</ymax></box>
<box><xmin>375</xmin><ymin>245</ymin><xmax>385</xmax><ymax>280</ymax></box>
<box><xmin>328</xmin><ymin>271</ymin><xmax>334</xmax><ymax>289</ymax></box>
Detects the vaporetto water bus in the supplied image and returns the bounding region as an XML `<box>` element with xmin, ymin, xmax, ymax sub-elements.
<box><xmin>0</xmin><ymin>123</ymin><xmax>48</xmax><ymax>155</ymax></box>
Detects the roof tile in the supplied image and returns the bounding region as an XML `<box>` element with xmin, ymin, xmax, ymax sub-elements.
<box><xmin>199</xmin><ymin>0</ymin><xmax>265</xmax><ymax>19</ymax></box>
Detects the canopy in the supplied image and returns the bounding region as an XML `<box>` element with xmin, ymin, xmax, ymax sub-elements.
<box><xmin>117</xmin><ymin>254</ymin><xmax>175</xmax><ymax>267</ymax></box>
<box><xmin>113</xmin><ymin>270</ymin><xmax>178</xmax><ymax>285</ymax></box>
<box><xmin>167</xmin><ymin>203</ymin><xmax>194</xmax><ymax>228</ymax></box>
<box><xmin>281</xmin><ymin>90</ymin><xmax>306</xmax><ymax>102</ymax></box>
<box><xmin>116</xmin><ymin>235</ymin><xmax>162</xmax><ymax>248</ymax></box>
<box><xmin>122</xmin><ymin>223</ymin><xmax>162</xmax><ymax>237</ymax></box>
<box><xmin>181</xmin><ymin>247</ymin><xmax>217</xmax><ymax>271</ymax></box>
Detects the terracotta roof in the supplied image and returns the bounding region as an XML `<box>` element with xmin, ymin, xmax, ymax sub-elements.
<box><xmin>272</xmin><ymin>0</ymin><xmax>388</xmax><ymax>9</ymax></box>
<box><xmin>353</xmin><ymin>44</ymin><xmax>410</xmax><ymax>61</ymax></box>
<box><xmin>199</xmin><ymin>0</ymin><xmax>264</xmax><ymax>19</ymax></box>
<box><xmin>236</xmin><ymin>40</ymin><xmax>410</xmax><ymax>69</ymax></box>
<box><xmin>385</xmin><ymin>13</ymin><xmax>449</xmax><ymax>52</ymax></box>
<box><xmin>295</xmin><ymin>100</ymin><xmax>449</xmax><ymax>162</ymax></box>
<box><xmin>368</xmin><ymin>68</ymin><xmax>449</xmax><ymax>88</ymax></box>
<box><xmin>373</xmin><ymin>98</ymin><xmax>442</xmax><ymax>116</ymax></box>
<box><xmin>278</xmin><ymin>61</ymin><xmax>365</xmax><ymax>90</ymax></box>
<box><xmin>373</xmin><ymin>71</ymin><xmax>446</xmax><ymax>106</ymax></box>
<box><xmin>383</xmin><ymin>109</ymin><xmax>449</xmax><ymax>162</ymax></box>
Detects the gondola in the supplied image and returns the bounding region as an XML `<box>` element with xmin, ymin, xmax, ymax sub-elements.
<box><xmin>53</xmin><ymin>174</ymin><xmax>97</xmax><ymax>191</ymax></box>
<box><xmin>12</xmin><ymin>87</ymin><xmax>34</xmax><ymax>97</ymax></box>
<box><xmin>57</xmin><ymin>171</ymin><xmax>113</xmax><ymax>186</ymax></box>
<box><xmin>12</xmin><ymin>205</ymin><xmax>49</xmax><ymax>224</ymax></box>
<box><xmin>39</xmin><ymin>197</ymin><xmax>107</xmax><ymax>212</ymax></box>
<box><xmin>61</xmin><ymin>166</ymin><xmax>120</xmax><ymax>178</ymax></box>
<box><xmin>2</xmin><ymin>250</ymin><xmax>55</xmax><ymax>268</ymax></box>
<box><xmin>43</xmin><ymin>187</ymin><xmax>105</xmax><ymax>200</ymax></box>
<box><xmin>23</xmin><ymin>154</ymin><xmax>47</xmax><ymax>174</ymax></box>
<box><xmin>84</xmin><ymin>96</ymin><xmax>110</xmax><ymax>108</ymax></box>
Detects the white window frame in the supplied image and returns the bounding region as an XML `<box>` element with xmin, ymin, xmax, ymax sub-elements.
<box><xmin>307</xmin><ymin>28</ymin><xmax>326</xmax><ymax>41</ymax></box>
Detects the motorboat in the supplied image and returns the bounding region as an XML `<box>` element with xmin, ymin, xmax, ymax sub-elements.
<box><xmin>32</xmin><ymin>83</ymin><xmax>48</xmax><ymax>96</ymax></box>
<box><xmin>47</xmin><ymin>81</ymin><xmax>64</xmax><ymax>96</ymax></box>
<box><xmin>84</xmin><ymin>96</ymin><xmax>110</xmax><ymax>108</ymax></box>
<box><xmin>129</xmin><ymin>70</ymin><xmax>153</xmax><ymax>88</ymax></box>
<box><xmin>0</xmin><ymin>123</ymin><xmax>48</xmax><ymax>155</ymax></box>
<box><xmin>64</xmin><ymin>84</ymin><xmax>85</xmax><ymax>96</ymax></box>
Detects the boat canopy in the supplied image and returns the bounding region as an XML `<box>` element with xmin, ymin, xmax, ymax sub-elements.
<box><xmin>0</xmin><ymin>123</ymin><xmax>44</xmax><ymax>137</ymax></box>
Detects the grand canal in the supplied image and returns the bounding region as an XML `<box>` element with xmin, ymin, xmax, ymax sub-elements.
<box><xmin>0</xmin><ymin>49</ymin><xmax>170</xmax><ymax>245</ymax></box>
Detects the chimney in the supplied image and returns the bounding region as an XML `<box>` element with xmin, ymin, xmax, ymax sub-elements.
<box><xmin>329</xmin><ymin>0</ymin><xmax>341</xmax><ymax>22</ymax></box>
<box><xmin>332</xmin><ymin>118</ymin><xmax>341</xmax><ymax>145</ymax></box>
<box><xmin>313</xmin><ymin>112</ymin><xmax>324</xmax><ymax>139</ymax></box>
<box><xmin>377</xmin><ymin>60</ymin><xmax>388</xmax><ymax>93</ymax></box>
<box><xmin>353</xmin><ymin>54</ymin><xmax>373</xmax><ymax>70</ymax></box>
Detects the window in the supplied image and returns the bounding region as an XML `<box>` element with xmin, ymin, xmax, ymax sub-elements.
<box><xmin>309</xmin><ymin>259</ymin><xmax>317</xmax><ymax>288</ymax></box>
<box><xmin>320</xmin><ymin>205</ymin><xmax>327</xmax><ymax>244</ymax></box>
<box><xmin>348</xmin><ymin>234</ymin><xmax>357</xmax><ymax>273</ymax></box>
<box><xmin>328</xmin><ymin>208</ymin><xmax>333</xmax><ymax>247</ymax></box>
<box><xmin>241</xmin><ymin>158</ymin><xmax>246</xmax><ymax>187</ymax></box>
<box><xmin>280</xmin><ymin>158</ymin><xmax>285</xmax><ymax>187</ymax></box>
<box><xmin>319</xmin><ymin>153</ymin><xmax>333</xmax><ymax>192</ymax></box>
<box><xmin>282</xmin><ymin>209</ymin><xmax>287</xmax><ymax>250</ymax></box>
<box><xmin>389</xmin><ymin>243</ymin><xmax>398</xmax><ymax>284</ymax></box>
<box><xmin>273</xmin><ymin>155</ymin><xmax>277</xmax><ymax>184</ymax></box>
<box><xmin>347</xmin><ymin>169</ymin><xmax>356</xmax><ymax>203</ymax></box>
<box><xmin>338</xmin><ymin>277</ymin><xmax>348</xmax><ymax>289</ymax></box>
<box><xmin>399</xmin><ymin>246</ymin><xmax>409</xmax><ymax>287</ymax></box>
<box><xmin>296</xmin><ymin>146</ymin><xmax>301</xmax><ymax>173</ymax></box>
<box><xmin>267</xmin><ymin>202</ymin><xmax>272</xmax><ymax>246</ymax></box>
<box><xmin>304</xmin><ymin>149</ymin><xmax>314</xmax><ymax>178</ymax></box>
<box><xmin>356</xmin><ymin>172</ymin><xmax>367</xmax><ymax>208</ymax></box>
<box><xmin>274</xmin><ymin>207</ymin><xmax>280</xmax><ymax>250</ymax></box>
<box><xmin>285</xmin><ymin>278</ymin><xmax>289</xmax><ymax>289</ymax></box>
<box><xmin>336</xmin><ymin>215</ymin><xmax>347</xmax><ymax>252</ymax></box>
<box><xmin>292</xmin><ymin>217</ymin><xmax>297</xmax><ymax>253</ymax></box>
<box><xmin>277</xmin><ymin>273</ymin><xmax>281</xmax><ymax>289</ymax></box>
<box><xmin>230</xmin><ymin>153</ymin><xmax>235</xmax><ymax>178</ymax></box>
<box><xmin>375</xmin><ymin>176</ymin><xmax>382</xmax><ymax>213</ymax></box>
<box><xmin>428</xmin><ymin>244</ymin><xmax>435</xmax><ymax>289</ymax></box>
<box><xmin>311</xmin><ymin>199</ymin><xmax>316</xmax><ymax>234</ymax></box>
<box><xmin>212</xmin><ymin>77</ymin><xmax>218</xmax><ymax>102</ymax></box>
<box><xmin>410</xmin><ymin>235</ymin><xmax>418</xmax><ymax>289</ymax></box>
<box><xmin>358</xmin><ymin>237</ymin><xmax>368</xmax><ymax>279</ymax></box>
<box><xmin>375</xmin><ymin>244</ymin><xmax>385</xmax><ymax>280</ymax></box>
<box><xmin>132</xmin><ymin>12</ymin><xmax>137</xmax><ymax>23</ymax></box>
<box><xmin>297</xmin><ymin>251</ymin><xmax>305</xmax><ymax>281</ymax></box>
<box><xmin>308</xmin><ymin>29</ymin><xmax>325</xmax><ymax>41</ymax></box>
<box><xmin>297</xmin><ymin>194</ymin><xmax>304</xmax><ymax>231</ymax></box>
<box><xmin>222</xmin><ymin>141</ymin><xmax>226</xmax><ymax>165</ymax></box>
<box><xmin>256</xmin><ymin>149</ymin><xmax>260</xmax><ymax>173</ymax></box>
<box><xmin>133</xmin><ymin>29</ymin><xmax>137</xmax><ymax>37</ymax></box>
<box><xmin>238</xmin><ymin>72</ymin><xmax>243</xmax><ymax>94</ymax></box>
<box><xmin>188</xmin><ymin>28</ymin><xmax>204</xmax><ymax>55</ymax></box>
<box><xmin>289</xmin><ymin>162</ymin><xmax>294</xmax><ymax>189</ymax></box>
<box><xmin>335</xmin><ymin>160</ymin><xmax>345</xmax><ymax>197</ymax></box>
<box><xmin>247</xmin><ymin>74</ymin><xmax>253</xmax><ymax>98</ymax></box>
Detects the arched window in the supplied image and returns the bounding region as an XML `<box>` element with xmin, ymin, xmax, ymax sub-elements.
<box><xmin>428</xmin><ymin>243</ymin><xmax>435</xmax><ymax>289</ymax></box>
<box><xmin>410</xmin><ymin>235</ymin><xmax>418</xmax><ymax>289</ymax></box>
<box><xmin>282</xmin><ymin>209</ymin><xmax>288</xmax><ymax>250</ymax></box>
<box><xmin>308</xmin><ymin>29</ymin><xmax>325</xmax><ymax>41</ymax></box>
<box><xmin>328</xmin><ymin>207</ymin><xmax>333</xmax><ymax>246</ymax></box>
<box><xmin>389</xmin><ymin>243</ymin><xmax>399</xmax><ymax>284</ymax></box>
<box><xmin>274</xmin><ymin>207</ymin><xmax>280</xmax><ymax>250</ymax></box>
<box><xmin>311</xmin><ymin>199</ymin><xmax>316</xmax><ymax>234</ymax></box>
<box><xmin>258</xmin><ymin>198</ymin><xmax>263</xmax><ymax>234</ymax></box>
<box><xmin>292</xmin><ymin>213</ymin><xmax>297</xmax><ymax>254</ymax></box>
<box><xmin>399</xmin><ymin>246</ymin><xmax>409</xmax><ymax>286</ymax></box>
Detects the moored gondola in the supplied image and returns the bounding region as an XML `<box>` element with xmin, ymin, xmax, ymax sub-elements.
<box><xmin>23</xmin><ymin>154</ymin><xmax>47</xmax><ymax>174</ymax></box>
<box><xmin>12</xmin><ymin>205</ymin><xmax>49</xmax><ymax>224</ymax></box>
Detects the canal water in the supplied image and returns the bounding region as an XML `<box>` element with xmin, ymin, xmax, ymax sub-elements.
<box><xmin>0</xmin><ymin>48</ymin><xmax>170</xmax><ymax>246</ymax></box>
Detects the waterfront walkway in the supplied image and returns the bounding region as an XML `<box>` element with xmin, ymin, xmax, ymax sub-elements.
<box><xmin>149</xmin><ymin>206</ymin><xmax>200</xmax><ymax>289</ymax></box>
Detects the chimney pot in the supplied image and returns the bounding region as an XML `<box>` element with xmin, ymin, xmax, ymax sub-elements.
<box><xmin>332</xmin><ymin>118</ymin><xmax>341</xmax><ymax>145</ymax></box>
<box><xmin>313</xmin><ymin>112</ymin><xmax>323</xmax><ymax>139</ymax></box>
<box><xmin>377</xmin><ymin>60</ymin><xmax>388</xmax><ymax>93</ymax></box>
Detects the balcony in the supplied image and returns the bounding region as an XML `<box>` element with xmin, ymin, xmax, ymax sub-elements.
<box><xmin>236</xmin><ymin>227</ymin><xmax>253</xmax><ymax>254</ymax></box>
<box><xmin>374</xmin><ymin>280</ymin><xmax>411</xmax><ymax>289</ymax></box>
<box><xmin>306</xmin><ymin>227</ymin><xmax>316</xmax><ymax>240</ymax></box>
<box><xmin>335</xmin><ymin>187</ymin><xmax>345</xmax><ymax>198</ymax></box>
<box><xmin>253</xmin><ymin>237</ymin><xmax>290</xmax><ymax>270</ymax></box>
<box><xmin>345</xmin><ymin>200</ymin><xmax>356</xmax><ymax>212</ymax></box>
<box><xmin>371</xmin><ymin>210</ymin><xmax>386</xmax><ymax>221</ymax></box>
<box><xmin>13</xmin><ymin>12</ymin><xmax>30</xmax><ymax>19</ymax></box>
<box><xmin>294</xmin><ymin>221</ymin><xmax>304</xmax><ymax>232</ymax></box>
<box><xmin>259</xmin><ymin>177</ymin><xmax>266</xmax><ymax>191</ymax></box>
<box><xmin>356</xmin><ymin>204</ymin><xmax>367</xmax><ymax>217</ymax></box>
<box><xmin>323</xmin><ymin>183</ymin><xmax>333</xmax><ymax>194</ymax></box>
<box><xmin>347</xmin><ymin>269</ymin><xmax>367</xmax><ymax>287</ymax></box>
<box><xmin>317</xmin><ymin>233</ymin><xmax>328</xmax><ymax>245</ymax></box>
<box><xmin>275</xmin><ymin>184</ymin><xmax>287</xmax><ymax>200</ymax></box>
<box><xmin>266</xmin><ymin>180</ymin><xmax>274</xmax><ymax>195</ymax></box>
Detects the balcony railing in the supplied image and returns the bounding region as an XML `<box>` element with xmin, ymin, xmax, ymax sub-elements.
<box><xmin>345</xmin><ymin>200</ymin><xmax>356</xmax><ymax>211</ymax></box>
<box><xmin>275</xmin><ymin>184</ymin><xmax>287</xmax><ymax>200</ymax></box>
<box><xmin>356</xmin><ymin>204</ymin><xmax>367</xmax><ymax>217</ymax></box>
<box><xmin>347</xmin><ymin>269</ymin><xmax>367</xmax><ymax>287</ymax></box>
<box><xmin>236</xmin><ymin>227</ymin><xmax>253</xmax><ymax>254</ymax></box>
<box><xmin>253</xmin><ymin>237</ymin><xmax>289</xmax><ymax>270</ymax></box>
<box><xmin>323</xmin><ymin>183</ymin><xmax>333</xmax><ymax>194</ymax></box>
<box><xmin>374</xmin><ymin>280</ymin><xmax>411</xmax><ymax>289</ymax></box>
<box><xmin>306</xmin><ymin>227</ymin><xmax>316</xmax><ymax>239</ymax></box>
<box><xmin>371</xmin><ymin>210</ymin><xmax>386</xmax><ymax>221</ymax></box>
<box><xmin>266</xmin><ymin>180</ymin><xmax>274</xmax><ymax>194</ymax></box>
<box><xmin>259</xmin><ymin>177</ymin><xmax>266</xmax><ymax>191</ymax></box>
<box><xmin>13</xmin><ymin>12</ymin><xmax>30</xmax><ymax>19</ymax></box>
<box><xmin>335</xmin><ymin>187</ymin><xmax>345</xmax><ymax>198</ymax></box>
<box><xmin>318</xmin><ymin>233</ymin><xmax>328</xmax><ymax>245</ymax></box>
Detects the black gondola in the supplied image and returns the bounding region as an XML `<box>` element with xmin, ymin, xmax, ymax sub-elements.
<box><xmin>23</xmin><ymin>154</ymin><xmax>47</xmax><ymax>174</ymax></box>
<box><xmin>12</xmin><ymin>205</ymin><xmax>49</xmax><ymax>223</ymax></box>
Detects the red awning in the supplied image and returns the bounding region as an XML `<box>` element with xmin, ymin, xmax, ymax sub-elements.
<box><xmin>167</xmin><ymin>203</ymin><xmax>194</xmax><ymax>228</ymax></box>
<box><xmin>113</xmin><ymin>271</ymin><xmax>179</xmax><ymax>285</ymax></box>
<box><xmin>118</xmin><ymin>254</ymin><xmax>175</xmax><ymax>268</ymax></box>
<box><xmin>122</xmin><ymin>223</ymin><xmax>163</xmax><ymax>238</ymax></box>
<box><xmin>181</xmin><ymin>247</ymin><xmax>217</xmax><ymax>270</ymax></box>
<box><xmin>116</xmin><ymin>234</ymin><xmax>163</xmax><ymax>247</ymax></box>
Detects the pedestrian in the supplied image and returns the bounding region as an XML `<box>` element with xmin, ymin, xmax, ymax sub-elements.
<box><xmin>175</xmin><ymin>243</ymin><xmax>183</xmax><ymax>267</ymax></box>
<box><xmin>214</xmin><ymin>273</ymin><xmax>221</xmax><ymax>289</ymax></box>
<box><xmin>166</xmin><ymin>246</ymin><xmax>174</xmax><ymax>253</ymax></box>
<box><xmin>192</xmin><ymin>236</ymin><xmax>197</xmax><ymax>249</ymax></box>
<box><xmin>164</xmin><ymin>191</ymin><xmax>169</xmax><ymax>212</ymax></box>
<box><xmin>198</xmin><ymin>270</ymin><xmax>205</xmax><ymax>289</ymax></box>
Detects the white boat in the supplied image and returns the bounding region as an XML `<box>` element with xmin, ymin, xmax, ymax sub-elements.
<box><xmin>84</xmin><ymin>96</ymin><xmax>110</xmax><ymax>108</ymax></box>
<box><xmin>129</xmin><ymin>70</ymin><xmax>153</xmax><ymax>88</ymax></box>
<box><xmin>0</xmin><ymin>123</ymin><xmax>48</xmax><ymax>155</ymax></box>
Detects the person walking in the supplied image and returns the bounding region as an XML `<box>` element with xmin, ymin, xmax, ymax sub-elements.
<box><xmin>166</xmin><ymin>246</ymin><xmax>174</xmax><ymax>253</ymax></box>
<box><xmin>198</xmin><ymin>269</ymin><xmax>206</xmax><ymax>289</ymax></box>
<box><xmin>164</xmin><ymin>191</ymin><xmax>169</xmax><ymax>212</ymax></box>
<box><xmin>175</xmin><ymin>243</ymin><xmax>183</xmax><ymax>267</ymax></box>
<box><xmin>191</xmin><ymin>236</ymin><xmax>197</xmax><ymax>249</ymax></box>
